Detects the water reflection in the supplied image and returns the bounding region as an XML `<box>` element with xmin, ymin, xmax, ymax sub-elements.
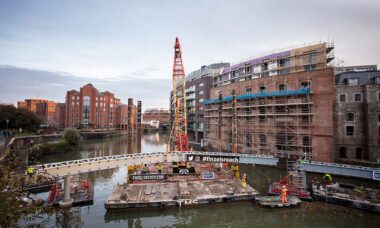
<box><xmin>24</xmin><ymin>131</ymin><xmax>380</xmax><ymax>227</ymax></box>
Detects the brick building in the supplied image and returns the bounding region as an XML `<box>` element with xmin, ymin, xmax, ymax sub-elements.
<box><xmin>143</xmin><ymin>108</ymin><xmax>170</xmax><ymax>123</ymax></box>
<box><xmin>204</xmin><ymin>42</ymin><xmax>335</xmax><ymax>162</ymax></box>
<box><xmin>65</xmin><ymin>83</ymin><xmax>136</xmax><ymax>131</ymax></box>
<box><xmin>333</xmin><ymin>71</ymin><xmax>380</xmax><ymax>161</ymax></box>
<box><xmin>17</xmin><ymin>99</ymin><xmax>57</xmax><ymax>123</ymax></box>
<box><xmin>54</xmin><ymin>103</ymin><xmax>66</xmax><ymax>129</ymax></box>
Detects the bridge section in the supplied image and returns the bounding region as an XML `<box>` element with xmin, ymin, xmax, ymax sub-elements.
<box><xmin>33</xmin><ymin>151</ymin><xmax>279</xmax><ymax>177</ymax></box>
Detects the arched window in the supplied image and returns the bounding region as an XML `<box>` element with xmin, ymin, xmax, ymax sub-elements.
<box><xmin>356</xmin><ymin>148</ymin><xmax>362</xmax><ymax>159</ymax></box>
<box><xmin>339</xmin><ymin>147</ymin><xmax>346</xmax><ymax>158</ymax></box>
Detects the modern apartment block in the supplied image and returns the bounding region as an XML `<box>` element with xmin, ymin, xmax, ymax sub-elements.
<box><xmin>170</xmin><ymin>63</ymin><xmax>230</xmax><ymax>144</ymax></box>
<box><xmin>204</xmin><ymin>42</ymin><xmax>335</xmax><ymax>162</ymax></box>
<box><xmin>335</xmin><ymin>65</ymin><xmax>377</xmax><ymax>75</ymax></box>
<box><xmin>17</xmin><ymin>99</ymin><xmax>58</xmax><ymax>123</ymax></box>
<box><xmin>333</xmin><ymin>71</ymin><xmax>380</xmax><ymax>162</ymax></box>
<box><xmin>65</xmin><ymin>83</ymin><xmax>136</xmax><ymax>131</ymax></box>
<box><xmin>213</xmin><ymin>42</ymin><xmax>334</xmax><ymax>87</ymax></box>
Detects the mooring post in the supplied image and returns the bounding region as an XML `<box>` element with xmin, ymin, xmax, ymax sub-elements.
<box><xmin>59</xmin><ymin>175</ymin><xmax>73</xmax><ymax>207</ymax></box>
<box><xmin>218</xmin><ymin>93</ymin><xmax>223</xmax><ymax>152</ymax></box>
<box><xmin>232</xmin><ymin>90</ymin><xmax>238</xmax><ymax>154</ymax></box>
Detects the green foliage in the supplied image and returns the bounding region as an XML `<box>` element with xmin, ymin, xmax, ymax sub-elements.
<box><xmin>0</xmin><ymin>105</ymin><xmax>42</xmax><ymax>131</ymax></box>
<box><xmin>64</xmin><ymin>128</ymin><xmax>79</xmax><ymax>147</ymax></box>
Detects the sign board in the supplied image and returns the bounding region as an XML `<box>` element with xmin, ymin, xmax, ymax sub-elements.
<box><xmin>202</xmin><ymin>172</ymin><xmax>215</xmax><ymax>179</ymax></box>
<box><xmin>187</xmin><ymin>154</ymin><xmax>239</xmax><ymax>163</ymax></box>
<box><xmin>373</xmin><ymin>171</ymin><xmax>380</xmax><ymax>181</ymax></box>
<box><xmin>130</xmin><ymin>174</ymin><xmax>168</xmax><ymax>181</ymax></box>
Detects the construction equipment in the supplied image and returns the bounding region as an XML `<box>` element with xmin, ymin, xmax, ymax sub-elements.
<box><xmin>165</xmin><ymin>37</ymin><xmax>190</xmax><ymax>168</ymax></box>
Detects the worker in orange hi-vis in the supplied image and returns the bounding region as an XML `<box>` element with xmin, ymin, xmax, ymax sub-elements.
<box><xmin>242</xmin><ymin>174</ymin><xmax>247</xmax><ymax>188</ymax></box>
<box><xmin>281</xmin><ymin>186</ymin><xmax>288</xmax><ymax>203</ymax></box>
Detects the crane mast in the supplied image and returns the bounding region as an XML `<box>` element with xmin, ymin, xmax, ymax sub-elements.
<box><xmin>166</xmin><ymin>37</ymin><xmax>189</xmax><ymax>158</ymax></box>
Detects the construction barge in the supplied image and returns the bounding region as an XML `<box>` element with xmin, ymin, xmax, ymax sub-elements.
<box><xmin>311</xmin><ymin>181</ymin><xmax>380</xmax><ymax>213</ymax></box>
<box><xmin>105</xmin><ymin>163</ymin><xmax>259</xmax><ymax>211</ymax></box>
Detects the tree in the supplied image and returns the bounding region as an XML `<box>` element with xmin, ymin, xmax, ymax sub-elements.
<box><xmin>64</xmin><ymin>128</ymin><xmax>79</xmax><ymax>146</ymax></box>
<box><xmin>0</xmin><ymin>105</ymin><xmax>42</xmax><ymax>131</ymax></box>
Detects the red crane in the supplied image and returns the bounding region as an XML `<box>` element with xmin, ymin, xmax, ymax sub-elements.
<box><xmin>166</xmin><ymin>37</ymin><xmax>189</xmax><ymax>161</ymax></box>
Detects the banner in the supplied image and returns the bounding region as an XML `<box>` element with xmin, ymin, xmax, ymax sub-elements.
<box><xmin>130</xmin><ymin>174</ymin><xmax>168</xmax><ymax>181</ymax></box>
<box><xmin>187</xmin><ymin>154</ymin><xmax>239</xmax><ymax>163</ymax></box>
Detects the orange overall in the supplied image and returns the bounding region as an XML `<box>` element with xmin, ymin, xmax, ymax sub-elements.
<box><xmin>281</xmin><ymin>187</ymin><xmax>288</xmax><ymax>203</ymax></box>
<box><xmin>242</xmin><ymin>176</ymin><xmax>247</xmax><ymax>188</ymax></box>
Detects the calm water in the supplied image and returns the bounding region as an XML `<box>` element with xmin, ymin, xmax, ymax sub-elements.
<box><xmin>20</xmin><ymin>132</ymin><xmax>380</xmax><ymax>227</ymax></box>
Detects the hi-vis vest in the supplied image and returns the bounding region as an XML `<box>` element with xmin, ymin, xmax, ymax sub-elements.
<box><xmin>27</xmin><ymin>167</ymin><xmax>34</xmax><ymax>174</ymax></box>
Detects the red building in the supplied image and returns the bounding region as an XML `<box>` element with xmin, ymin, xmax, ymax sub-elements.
<box><xmin>54</xmin><ymin>103</ymin><xmax>66</xmax><ymax>129</ymax></box>
<box><xmin>17</xmin><ymin>99</ymin><xmax>57</xmax><ymax>124</ymax></box>
<box><xmin>142</xmin><ymin>108</ymin><xmax>170</xmax><ymax>123</ymax></box>
<box><xmin>65</xmin><ymin>83</ymin><xmax>136</xmax><ymax>131</ymax></box>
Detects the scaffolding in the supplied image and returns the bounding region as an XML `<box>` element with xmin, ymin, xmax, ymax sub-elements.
<box><xmin>204</xmin><ymin>73</ymin><xmax>313</xmax><ymax>161</ymax></box>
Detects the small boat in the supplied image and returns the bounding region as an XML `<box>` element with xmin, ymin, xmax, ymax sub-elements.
<box><xmin>255</xmin><ymin>195</ymin><xmax>301</xmax><ymax>208</ymax></box>
<box><xmin>311</xmin><ymin>181</ymin><xmax>380</xmax><ymax>213</ymax></box>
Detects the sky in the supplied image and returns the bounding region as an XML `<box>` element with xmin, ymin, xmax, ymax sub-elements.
<box><xmin>0</xmin><ymin>0</ymin><xmax>379</xmax><ymax>109</ymax></box>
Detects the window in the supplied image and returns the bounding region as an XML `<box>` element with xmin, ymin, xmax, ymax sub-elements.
<box><xmin>304</xmin><ymin>64</ymin><xmax>317</xmax><ymax>71</ymax></box>
<box><xmin>198</xmin><ymin>83</ymin><xmax>204</xmax><ymax>87</ymax></box>
<box><xmin>310</xmin><ymin>53</ymin><xmax>318</xmax><ymax>63</ymax></box>
<box><xmin>246</xmin><ymin>88</ymin><xmax>252</xmax><ymax>94</ymax></box>
<box><xmin>259</xmin><ymin>86</ymin><xmax>266</xmax><ymax>92</ymax></box>
<box><xmin>198</xmin><ymin>90</ymin><xmax>204</xmax><ymax>95</ymax></box>
<box><xmin>378</xmin><ymin>92</ymin><xmax>380</xmax><ymax>101</ymax></box>
<box><xmin>348</xmin><ymin>78</ymin><xmax>359</xmax><ymax>86</ymax></box>
<box><xmin>198</xmin><ymin>99</ymin><xmax>204</xmax><ymax>103</ymax></box>
<box><xmin>96</xmin><ymin>97</ymin><xmax>98</xmax><ymax>101</ymax></box>
<box><xmin>303</xmin><ymin>136</ymin><xmax>311</xmax><ymax>153</ymax></box>
<box><xmin>346</xmin><ymin>126</ymin><xmax>354</xmax><ymax>136</ymax></box>
<box><xmin>354</xmin><ymin>93</ymin><xmax>362</xmax><ymax>102</ymax></box>
<box><xmin>339</xmin><ymin>147</ymin><xmax>346</xmax><ymax>158</ymax></box>
<box><xmin>246</xmin><ymin>134</ymin><xmax>252</xmax><ymax>147</ymax></box>
<box><xmin>198</xmin><ymin>114</ymin><xmax>204</xmax><ymax>118</ymax></box>
<box><xmin>198</xmin><ymin>106</ymin><xmax>204</xmax><ymax>111</ymax></box>
<box><xmin>356</xmin><ymin>148</ymin><xmax>362</xmax><ymax>159</ymax></box>
<box><xmin>72</xmin><ymin>96</ymin><xmax>75</xmax><ymax>100</ymax></box>
<box><xmin>346</xmin><ymin>112</ymin><xmax>355</xmax><ymax>121</ymax></box>
<box><xmin>279</xmin><ymin>84</ymin><xmax>286</xmax><ymax>91</ymax></box>
<box><xmin>301</xmin><ymin>81</ymin><xmax>310</xmax><ymax>89</ymax></box>
<box><xmin>339</xmin><ymin>94</ymin><xmax>346</xmax><ymax>102</ymax></box>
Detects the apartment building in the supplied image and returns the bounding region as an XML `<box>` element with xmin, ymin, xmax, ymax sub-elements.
<box><xmin>204</xmin><ymin>42</ymin><xmax>335</xmax><ymax>162</ymax></box>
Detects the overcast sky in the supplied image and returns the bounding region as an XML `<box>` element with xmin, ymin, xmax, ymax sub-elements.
<box><xmin>0</xmin><ymin>0</ymin><xmax>379</xmax><ymax>109</ymax></box>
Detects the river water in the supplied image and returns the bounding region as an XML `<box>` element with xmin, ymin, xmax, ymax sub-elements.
<box><xmin>20</xmin><ymin>132</ymin><xmax>380</xmax><ymax>227</ymax></box>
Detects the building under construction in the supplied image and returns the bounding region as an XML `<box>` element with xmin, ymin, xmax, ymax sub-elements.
<box><xmin>204</xmin><ymin>42</ymin><xmax>335</xmax><ymax>162</ymax></box>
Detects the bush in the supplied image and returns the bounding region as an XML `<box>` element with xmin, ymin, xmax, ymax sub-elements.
<box><xmin>64</xmin><ymin>128</ymin><xmax>79</xmax><ymax>147</ymax></box>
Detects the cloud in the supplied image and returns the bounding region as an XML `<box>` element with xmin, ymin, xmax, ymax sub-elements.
<box><xmin>0</xmin><ymin>65</ymin><xmax>172</xmax><ymax>110</ymax></box>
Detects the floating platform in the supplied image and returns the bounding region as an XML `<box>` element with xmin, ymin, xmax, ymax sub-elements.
<box><xmin>105</xmin><ymin>178</ymin><xmax>259</xmax><ymax>210</ymax></box>
<box><xmin>23</xmin><ymin>180</ymin><xmax>55</xmax><ymax>193</ymax></box>
<box><xmin>268</xmin><ymin>182</ymin><xmax>312</xmax><ymax>201</ymax></box>
<box><xmin>255</xmin><ymin>196</ymin><xmax>301</xmax><ymax>208</ymax></box>
<box><xmin>311</xmin><ymin>181</ymin><xmax>380</xmax><ymax>213</ymax></box>
<box><xmin>43</xmin><ymin>180</ymin><xmax>94</xmax><ymax>207</ymax></box>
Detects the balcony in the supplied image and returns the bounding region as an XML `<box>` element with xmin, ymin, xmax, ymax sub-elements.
<box><xmin>186</xmin><ymin>86</ymin><xmax>196</xmax><ymax>93</ymax></box>
<box><xmin>186</xmin><ymin>94</ymin><xmax>195</xmax><ymax>100</ymax></box>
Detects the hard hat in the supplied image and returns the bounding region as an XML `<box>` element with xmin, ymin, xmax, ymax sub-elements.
<box><xmin>282</xmin><ymin>186</ymin><xmax>285</xmax><ymax>188</ymax></box>
<box><xmin>244</xmin><ymin>173</ymin><xmax>246</xmax><ymax>176</ymax></box>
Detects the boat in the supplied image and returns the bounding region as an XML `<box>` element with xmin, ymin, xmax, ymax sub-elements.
<box><xmin>311</xmin><ymin>181</ymin><xmax>380</xmax><ymax>213</ymax></box>
<box><xmin>255</xmin><ymin>195</ymin><xmax>301</xmax><ymax>208</ymax></box>
<box><xmin>21</xmin><ymin>193</ymin><xmax>44</xmax><ymax>206</ymax></box>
